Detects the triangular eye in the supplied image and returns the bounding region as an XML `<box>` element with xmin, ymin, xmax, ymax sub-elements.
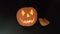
<box><xmin>30</xmin><ymin>9</ymin><xmax>33</xmax><ymax>15</ymax></box>
<box><xmin>21</xmin><ymin>10</ymin><xmax>25</xmax><ymax>16</ymax></box>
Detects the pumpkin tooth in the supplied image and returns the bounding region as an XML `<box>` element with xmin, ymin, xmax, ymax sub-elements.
<box><xmin>26</xmin><ymin>20</ymin><xmax>30</xmax><ymax>23</ymax></box>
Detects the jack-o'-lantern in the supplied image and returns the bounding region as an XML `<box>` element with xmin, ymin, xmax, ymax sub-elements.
<box><xmin>16</xmin><ymin>7</ymin><xmax>37</xmax><ymax>26</ymax></box>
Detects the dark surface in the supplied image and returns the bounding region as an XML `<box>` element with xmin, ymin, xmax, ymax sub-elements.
<box><xmin>0</xmin><ymin>0</ymin><xmax>59</xmax><ymax>34</ymax></box>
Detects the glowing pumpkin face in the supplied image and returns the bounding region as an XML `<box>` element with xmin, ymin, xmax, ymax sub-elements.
<box><xmin>16</xmin><ymin>7</ymin><xmax>37</xmax><ymax>26</ymax></box>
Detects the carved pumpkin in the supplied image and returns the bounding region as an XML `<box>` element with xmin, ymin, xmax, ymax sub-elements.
<box><xmin>16</xmin><ymin>7</ymin><xmax>37</xmax><ymax>26</ymax></box>
<box><xmin>39</xmin><ymin>18</ymin><xmax>50</xmax><ymax>26</ymax></box>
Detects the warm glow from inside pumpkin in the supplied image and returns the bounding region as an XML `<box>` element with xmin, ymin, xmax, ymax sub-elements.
<box><xmin>30</xmin><ymin>9</ymin><xmax>33</xmax><ymax>15</ymax></box>
<box><xmin>16</xmin><ymin>7</ymin><xmax>37</xmax><ymax>26</ymax></box>
<box><xmin>20</xmin><ymin>18</ymin><xmax>34</xmax><ymax>24</ymax></box>
<box><xmin>27</xmin><ymin>14</ymin><xmax>30</xmax><ymax>17</ymax></box>
<box><xmin>21</xmin><ymin>10</ymin><xmax>25</xmax><ymax>16</ymax></box>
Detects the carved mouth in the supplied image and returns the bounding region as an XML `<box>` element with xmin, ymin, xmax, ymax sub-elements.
<box><xmin>19</xmin><ymin>18</ymin><xmax>34</xmax><ymax>24</ymax></box>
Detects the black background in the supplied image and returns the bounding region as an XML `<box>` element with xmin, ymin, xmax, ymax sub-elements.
<box><xmin>0</xmin><ymin>0</ymin><xmax>59</xmax><ymax>34</ymax></box>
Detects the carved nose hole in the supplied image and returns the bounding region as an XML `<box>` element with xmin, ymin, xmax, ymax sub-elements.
<box><xmin>27</xmin><ymin>14</ymin><xmax>30</xmax><ymax>17</ymax></box>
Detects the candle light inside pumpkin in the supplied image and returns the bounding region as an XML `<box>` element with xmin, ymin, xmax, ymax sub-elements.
<box><xmin>16</xmin><ymin>7</ymin><xmax>37</xmax><ymax>26</ymax></box>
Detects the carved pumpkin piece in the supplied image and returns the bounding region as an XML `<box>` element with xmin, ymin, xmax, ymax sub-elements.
<box><xmin>39</xmin><ymin>18</ymin><xmax>50</xmax><ymax>26</ymax></box>
<box><xmin>16</xmin><ymin>7</ymin><xmax>37</xmax><ymax>26</ymax></box>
